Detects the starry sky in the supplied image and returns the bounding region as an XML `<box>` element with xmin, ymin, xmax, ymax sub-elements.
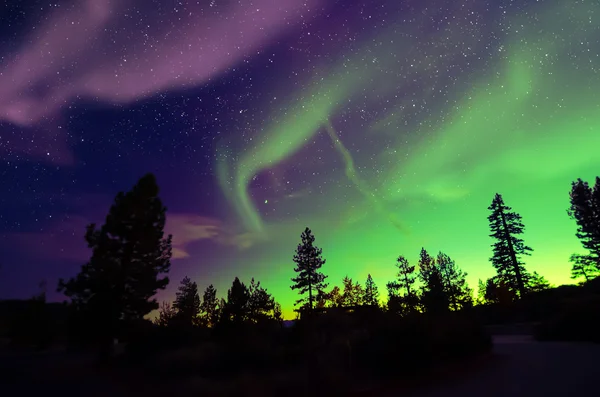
<box><xmin>1</xmin><ymin>0</ymin><xmax>599</xmax><ymax>318</ymax></box>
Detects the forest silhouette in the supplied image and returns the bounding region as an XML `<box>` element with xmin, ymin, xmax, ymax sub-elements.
<box><xmin>2</xmin><ymin>174</ymin><xmax>600</xmax><ymax>396</ymax></box>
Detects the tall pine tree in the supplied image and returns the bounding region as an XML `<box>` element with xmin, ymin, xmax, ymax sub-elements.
<box><xmin>155</xmin><ymin>301</ymin><xmax>176</xmax><ymax>327</ymax></box>
<box><xmin>353</xmin><ymin>280</ymin><xmax>364</xmax><ymax>306</ymax></box>
<box><xmin>387</xmin><ymin>255</ymin><xmax>418</xmax><ymax>314</ymax></box>
<box><xmin>417</xmin><ymin>248</ymin><xmax>436</xmax><ymax>286</ymax></box>
<box><xmin>436</xmin><ymin>252</ymin><xmax>472</xmax><ymax>310</ymax></box>
<box><xmin>363</xmin><ymin>274</ymin><xmax>380</xmax><ymax>307</ymax></box>
<box><xmin>173</xmin><ymin>276</ymin><xmax>201</xmax><ymax>327</ymax></box>
<box><xmin>290</xmin><ymin>227</ymin><xmax>328</xmax><ymax>314</ymax></box>
<box><xmin>223</xmin><ymin>277</ymin><xmax>250</xmax><ymax>323</ymax></box>
<box><xmin>488</xmin><ymin>193</ymin><xmax>532</xmax><ymax>298</ymax></box>
<box><xmin>416</xmin><ymin>248</ymin><xmax>449</xmax><ymax>313</ymax></box>
<box><xmin>568</xmin><ymin>178</ymin><xmax>600</xmax><ymax>280</ymax></box>
<box><xmin>200</xmin><ymin>284</ymin><xmax>220</xmax><ymax>327</ymax></box>
<box><xmin>326</xmin><ymin>285</ymin><xmax>343</xmax><ymax>308</ymax></box>
<box><xmin>247</xmin><ymin>278</ymin><xmax>275</xmax><ymax>323</ymax></box>
<box><xmin>421</xmin><ymin>269</ymin><xmax>449</xmax><ymax>314</ymax></box>
<box><xmin>569</xmin><ymin>254</ymin><xmax>599</xmax><ymax>282</ymax></box>
<box><xmin>58</xmin><ymin>174</ymin><xmax>172</xmax><ymax>347</ymax></box>
<box><xmin>341</xmin><ymin>276</ymin><xmax>362</xmax><ymax>307</ymax></box>
<box><xmin>393</xmin><ymin>255</ymin><xmax>417</xmax><ymax>297</ymax></box>
<box><xmin>476</xmin><ymin>279</ymin><xmax>487</xmax><ymax>305</ymax></box>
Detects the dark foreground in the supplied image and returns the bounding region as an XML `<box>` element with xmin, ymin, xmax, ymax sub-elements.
<box><xmin>397</xmin><ymin>335</ymin><xmax>600</xmax><ymax>397</ymax></box>
<box><xmin>1</xmin><ymin>335</ymin><xmax>599</xmax><ymax>397</ymax></box>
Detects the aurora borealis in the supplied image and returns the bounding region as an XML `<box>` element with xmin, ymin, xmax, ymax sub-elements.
<box><xmin>1</xmin><ymin>0</ymin><xmax>599</xmax><ymax>318</ymax></box>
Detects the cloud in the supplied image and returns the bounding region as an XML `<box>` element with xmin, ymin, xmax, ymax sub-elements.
<box><xmin>0</xmin><ymin>0</ymin><xmax>321</xmax><ymax>161</ymax></box>
<box><xmin>166</xmin><ymin>214</ymin><xmax>221</xmax><ymax>259</ymax></box>
<box><xmin>2</xmin><ymin>211</ymin><xmax>259</xmax><ymax>264</ymax></box>
<box><xmin>166</xmin><ymin>214</ymin><xmax>265</xmax><ymax>259</ymax></box>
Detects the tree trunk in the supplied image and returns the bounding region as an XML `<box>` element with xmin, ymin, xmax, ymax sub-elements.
<box><xmin>500</xmin><ymin>208</ymin><xmax>526</xmax><ymax>298</ymax></box>
<box><xmin>308</xmin><ymin>280</ymin><xmax>313</xmax><ymax>313</ymax></box>
<box><xmin>442</xmin><ymin>272</ymin><xmax>457</xmax><ymax>310</ymax></box>
<box><xmin>583</xmin><ymin>270</ymin><xmax>590</xmax><ymax>282</ymax></box>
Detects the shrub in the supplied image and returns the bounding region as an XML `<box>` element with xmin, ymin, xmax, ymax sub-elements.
<box><xmin>534</xmin><ymin>295</ymin><xmax>600</xmax><ymax>343</ymax></box>
<box><xmin>352</xmin><ymin>311</ymin><xmax>491</xmax><ymax>378</ymax></box>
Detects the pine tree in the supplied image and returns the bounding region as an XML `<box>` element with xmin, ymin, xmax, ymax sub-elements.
<box><xmin>488</xmin><ymin>193</ymin><xmax>532</xmax><ymax>298</ymax></box>
<box><xmin>395</xmin><ymin>255</ymin><xmax>417</xmax><ymax>297</ymax></box>
<box><xmin>415</xmin><ymin>248</ymin><xmax>450</xmax><ymax>313</ymax></box>
<box><xmin>326</xmin><ymin>285</ymin><xmax>343</xmax><ymax>308</ymax></box>
<box><xmin>483</xmin><ymin>278</ymin><xmax>499</xmax><ymax>304</ymax></box>
<box><xmin>248</xmin><ymin>278</ymin><xmax>275</xmax><ymax>323</ymax></box>
<box><xmin>273</xmin><ymin>302</ymin><xmax>283</xmax><ymax>324</ymax></box>
<box><xmin>421</xmin><ymin>269</ymin><xmax>449</xmax><ymax>314</ymax></box>
<box><xmin>363</xmin><ymin>274</ymin><xmax>380</xmax><ymax>307</ymax></box>
<box><xmin>386</xmin><ymin>283</ymin><xmax>402</xmax><ymax>314</ymax></box>
<box><xmin>173</xmin><ymin>276</ymin><xmax>201</xmax><ymax>327</ymax></box>
<box><xmin>476</xmin><ymin>279</ymin><xmax>487</xmax><ymax>305</ymax></box>
<box><xmin>436</xmin><ymin>252</ymin><xmax>472</xmax><ymax>311</ymax></box>
<box><xmin>341</xmin><ymin>276</ymin><xmax>352</xmax><ymax>306</ymax></box>
<box><xmin>200</xmin><ymin>284</ymin><xmax>220</xmax><ymax>327</ymax></box>
<box><xmin>417</xmin><ymin>248</ymin><xmax>436</xmax><ymax>285</ymax></box>
<box><xmin>526</xmin><ymin>271</ymin><xmax>552</xmax><ymax>292</ymax></box>
<box><xmin>58</xmin><ymin>174</ymin><xmax>172</xmax><ymax>348</ymax></box>
<box><xmin>353</xmin><ymin>281</ymin><xmax>364</xmax><ymax>306</ymax></box>
<box><xmin>315</xmin><ymin>289</ymin><xmax>329</xmax><ymax>309</ymax></box>
<box><xmin>218</xmin><ymin>298</ymin><xmax>227</xmax><ymax>323</ymax></box>
<box><xmin>568</xmin><ymin>178</ymin><xmax>600</xmax><ymax>276</ymax></box>
<box><xmin>341</xmin><ymin>276</ymin><xmax>362</xmax><ymax>307</ymax></box>
<box><xmin>483</xmin><ymin>277</ymin><xmax>515</xmax><ymax>305</ymax></box>
<box><xmin>387</xmin><ymin>255</ymin><xmax>418</xmax><ymax>314</ymax></box>
<box><xmin>223</xmin><ymin>277</ymin><xmax>250</xmax><ymax>323</ymax></box>
<box><xmin>569</xmin><ymin>254</ymin><xmax>599</xmax><ymax>282</ymax></box>
<box><xmin>155</xmin><ymin>301</ymin><xmax>176</xmax><ymax>327</ymax></box>
<box><xmin>290</xmin><ymin>227</ymin><xmax>328</xmax><ymax>314</ymax></box>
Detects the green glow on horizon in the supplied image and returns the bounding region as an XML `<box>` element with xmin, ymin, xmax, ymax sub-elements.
<box><xmin>204</xmin><ymin>1</ymin><xmax>600</xmax><ymax>319</ymax></box>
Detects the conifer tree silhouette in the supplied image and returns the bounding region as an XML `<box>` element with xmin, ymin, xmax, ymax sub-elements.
<box><xmin>58</xmin><ymin>173</ymin><xmax>172</xmax><ymax>352</ymax></box>
<box><xmin>488</xmin><ymin>193</ymin><xmax>532</xmax><ymax>298</ymax></box>
<box><xmin>568</xmin><ymin>178</ymin><xmax>600</xmax><ymax>280</ymax></box>
<box><xmin>290</xmin><ymin>227</ymin><xmax>328</xmax><ymax>314</ymax></box>
<box><xmin>173</xmin><ymin>276</ymin><xmax>201</xmax><ymax>327</ymax></box>
<box><xmin>363</xmin><ymin>274</ymin><xmax>380</xmax><ymax>307</ymax></box>
<box><xmin>200</xmin><ymin>284</ymin><xmax>220</xmax><ymax>327</ymax></box>
<box><xmin>436</xmin><ymin>252</ymin><xmax>472</xmax><ymax>310</ymax></box>
<box><xmin>223</xmin><ymin>277</ymin><xmax>250</xmax><ymax>324</ymax></box>
<box><xmin>386</xmin><ymin>255</ymin><xmax>418</xmax><ymax>314</ymax></box>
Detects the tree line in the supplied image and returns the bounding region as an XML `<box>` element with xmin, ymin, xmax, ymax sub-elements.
<box><xmin>55</xmin><ymin>173</ymin><xmax>600</xmax><ymax>346</ymax></box>
<box><xmin>154</xmin><ymin>276</ymin><xmax>283</xmax><ymax>328</ymax></box>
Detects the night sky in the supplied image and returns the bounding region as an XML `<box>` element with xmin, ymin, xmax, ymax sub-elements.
<box><xmin>1</xmin><ymin>0</ymin><xmax>599</xmax><ymax>318</ymax></box>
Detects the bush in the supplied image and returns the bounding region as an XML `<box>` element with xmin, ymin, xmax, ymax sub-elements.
<box><xmin>352</xmin><ymin>311</ymin><xmax>491</xmax><ymax>378</ymax></box>
<box><xmin>113</xmin><ymin>310</ymin><xmax>491</xmax><ymax>396</ymax></box>
<box><xmin>125</xmin><ymin>322</ymin><xmax>212</xmax><ymax>359</ymax></box>
<box><xmin>126</xmin><ymin>321</ymin><xmax>303</xmax><ymax>382</ymax></box>
<box><xmin>534</xmin><ymin>295</ymin><xmax>600</xmax><ymax>343</ymax></box>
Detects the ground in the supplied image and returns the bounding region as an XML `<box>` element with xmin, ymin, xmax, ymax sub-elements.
<box><xmin>395</xmin><ymin>335</ymin><xmax>600</xmax><ymax>397</ymax></box>
<box><xmin>1</xmin><ymin>334</ymin><xmax>599</xmax><ymax>396</ymax></box>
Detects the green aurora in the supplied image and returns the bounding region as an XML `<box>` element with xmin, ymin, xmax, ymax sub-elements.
<box><xmin>211</xmin><ymin>1</ymin><xmax>600</xmax><ymax>318</ymax></box>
